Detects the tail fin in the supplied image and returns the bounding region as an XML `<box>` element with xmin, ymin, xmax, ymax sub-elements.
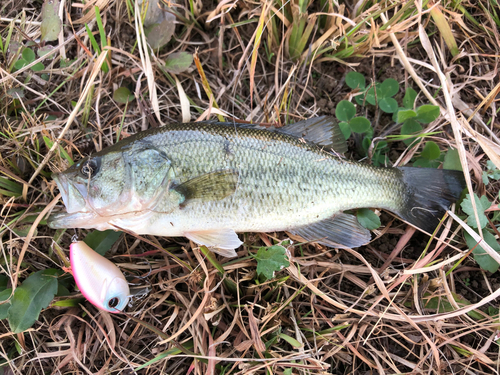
<box><xmin>395</xmin><ymin>167</ymin><xmax>465</xmax><ymax>233</ymax></box>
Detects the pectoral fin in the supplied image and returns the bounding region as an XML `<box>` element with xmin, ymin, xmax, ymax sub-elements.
<box><xmin>289</xmin><ymin>213</ymin><xmax>371</xmax><ymax>248</ymax></box>
<box><xmin>174</xmin><ymin>169</ymin><xmax>239</xmax><ymax>203</ymax></box>
<box><xmin>185</xmin><ymin>228</ymin><xmax>242</xmax><ymax>257</ymax></box>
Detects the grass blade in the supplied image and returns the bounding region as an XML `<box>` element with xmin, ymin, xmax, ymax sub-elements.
<box><xmin>193</xmin><ymin>51</ymin><xmax>224</xmax><ymax>121</ymax></box>
<box><xmin>427</xmin><ymin>1</ymin><xmax>459</xmax><ymax>56</ymax></box>
<box><xmin>249</xmin><ymin>2</ymin><xmax>268</xmax><ymax>105</ymax></box>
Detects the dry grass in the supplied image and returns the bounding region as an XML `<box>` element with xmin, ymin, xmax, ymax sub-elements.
<box><xmin>1</xmin><ymin>0</ymin><xmax>500</xmax><ymax>374</ymax></box>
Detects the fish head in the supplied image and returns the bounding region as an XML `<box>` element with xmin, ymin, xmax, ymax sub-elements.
<box><xmin>51</xmin><ymin>151</ymin><xmax>130</xmax><ymax>220</ymax></box>
<box><xmin>49</xmin><ymin>142</ymin><xmax>177</xmax><ymax>229</ymax></box>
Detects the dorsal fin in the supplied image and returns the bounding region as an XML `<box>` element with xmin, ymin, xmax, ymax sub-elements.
<box><xmin>274</xmin><ymin>116</ymin><xmax>347</xmax><ymax>153</ymax></box>
<box><xmin>212</xmin><ymin>116</ymin><xmax>347</xmax><ymax>154</ymax></box>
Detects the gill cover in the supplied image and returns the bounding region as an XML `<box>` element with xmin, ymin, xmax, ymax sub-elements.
<box><xmin>70</xmin><ymin>241</ymin><xmax>130</xmax><ymax>313</ymax></box>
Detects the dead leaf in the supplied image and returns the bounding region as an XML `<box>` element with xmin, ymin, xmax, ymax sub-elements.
<box><xmin>234</xmin><ymin>339</ymin><xmax>253</xmax><ymax>352</ymax></box>
<box><xmin>165</xmin><ymin>52</ymin><xmax>193</xmax><ymax>74</ymax></box>
<box><xmin>41</xmin><ymin>0</ymin><xmax>62</xmax><ymax>42</ymax></box>
<box><xmin>139</xmin><ymin>0</ymin><xmax>175</xmax><ymax>27</ymax></box>
<box><xmin>174</xmin><ymin>75</ymin><xmax>191</xmax><ymax>122</ymax></box>
<box><xmin>146</xmin><ymin>18</ymin><xmax>175</xmax><ymax>49</ymax></box>
<box><xmin>245</xmin><ymin>305</ymin><xmax>265</xmax><ymax>354</ymax></box>
<box><xmin>74</xmin><ymin>0</ymin><xmax>111</xmax><ymax>24</ymax></box>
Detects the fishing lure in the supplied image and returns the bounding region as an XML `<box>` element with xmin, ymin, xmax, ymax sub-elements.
<box><xmin>70</xmin><ymin>241</ymin><xmax>130</xmax><ymax>313</ymax></box>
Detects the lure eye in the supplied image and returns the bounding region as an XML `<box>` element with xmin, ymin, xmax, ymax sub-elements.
<box><xmin>108</xmin><ymin>297</ymin><xmax>120</xmax><ymax>309</ymax></box>
<box><xmin>80</xmin><ymin>158</ymin><xmax>100</xmax><ymax>178</ymax></box>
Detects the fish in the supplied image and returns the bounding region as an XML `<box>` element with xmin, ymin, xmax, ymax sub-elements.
<box><xmin>48</xmin><ymin>117</ymin><xmax>465</xmax><ymax>257</ymax></box>
<box><xmin>70</xmin><ymin>241</ymin><xmax>130</xmax><ymax>312</ymax></box>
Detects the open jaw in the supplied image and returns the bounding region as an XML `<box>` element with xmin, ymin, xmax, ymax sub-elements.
<box><xmin>52</xmin><ymin>173</ymin><xmax>89</xmax><ymax>214</ymax></box>
<box><xmin>48</xmin><ymin>175</ymin><xmax>140</xmax><ymax>229</ymax></box>
<box><xmin>47</xmin><ymin>211</ymin><xmax>100</xmax><ymax>229</ymax></box>
<box><xmin>49</xmin><ymin>173</ymin><xmax>96</xmax><ymax>228</ymax></box>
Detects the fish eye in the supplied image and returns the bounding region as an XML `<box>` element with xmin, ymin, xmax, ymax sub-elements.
<box><xmin>80</xmin><ymin>158</ymin><xmax>100</xmax><ymax>178</ymax></box>
<box><xmin>108</xmin><ymin>297</ymin><xmax>120</xmax><ymax>309</ymax></box>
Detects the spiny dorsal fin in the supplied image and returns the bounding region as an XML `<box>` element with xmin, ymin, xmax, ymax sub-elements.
<box><xmin>288</xmin><ymin>213</ymin><xmax>371</xmax><ymax>248</ymax></box>
<box><xmin>173</xmin><ymin>169</ymin><xmax>239</xmax><ymax>203</ymax></box>
<box><xmin>220</xmin><ymin>116</ymin><xmax>347</xmax><ymax>154</ymax></box>
<box><xmin>275</xmin><ymin>116</ymin><xmax>347</xmax><ymax>154</ymax></box>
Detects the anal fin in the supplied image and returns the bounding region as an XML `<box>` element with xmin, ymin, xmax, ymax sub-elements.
<box><xmin>185</xmin><ymin>228</ymin><xmax>242</xmax><ymax>257</ymax></box>
<box><xmin>288</xmin><ymin>213</ymin><xmax>371</xmax><ymax>249</ymax></box>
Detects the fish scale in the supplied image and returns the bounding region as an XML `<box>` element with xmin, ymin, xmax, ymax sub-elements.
<box><xmin>49</xmin><ymin>117</ymin><xmax>465</xmax><ymax>257</ymax></box>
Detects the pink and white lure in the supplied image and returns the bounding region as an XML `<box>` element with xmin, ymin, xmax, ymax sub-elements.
<box><xmin>70</xmin><ymin>241</ymin><xmax>130</xmax><ymax>313</ymax></box>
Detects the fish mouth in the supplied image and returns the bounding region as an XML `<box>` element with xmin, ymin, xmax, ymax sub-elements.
<box><xmin>52</xmin><ymin>173</ymin><xmax>69</xmax><ymax>208</ymax></box>
<box><xmin>49</xmin><ymin>173</ymin><xmax>94</xmax><ymax>229</ymax></box>
<box><xmin>52</xmin><ymin>173</ymin><xmax>87</xmax><ymax>214</ymax></box>
<box><xmin>48</xmin><ymin>211</ymin><xmax>98</xmax><ymax>229</ymax></box>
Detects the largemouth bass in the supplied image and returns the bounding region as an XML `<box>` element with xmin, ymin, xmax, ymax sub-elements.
<box><xmin>48</xmin><ymin>117</ymin><xmax>465</xmax><ymax>257</ymax></box>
